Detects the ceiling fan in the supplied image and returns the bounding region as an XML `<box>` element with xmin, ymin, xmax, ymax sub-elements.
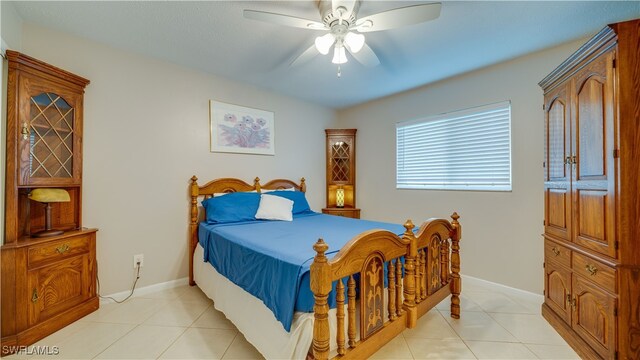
<box><xmin>244</xmin><ymin>0</ymin><xmax>441</xmax><ymax>70</ymax></box>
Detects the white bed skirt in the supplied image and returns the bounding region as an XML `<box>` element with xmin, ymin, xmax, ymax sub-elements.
<box><xmin>194</xmin><ymin>243</ymin><xmax>341</xmax><ymax>359</ymax></box>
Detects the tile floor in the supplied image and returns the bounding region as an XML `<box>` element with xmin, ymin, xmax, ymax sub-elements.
<box><xmin>7</xmin><ymin>277</ymin><xmax>580</xmax><ymax>359</ymax></box>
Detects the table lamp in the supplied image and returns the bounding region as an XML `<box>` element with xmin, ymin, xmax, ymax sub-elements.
<box><xmin>28</xmin><ymin>188</ymin><xmax>70</xmax><ymax>238</ymax></box>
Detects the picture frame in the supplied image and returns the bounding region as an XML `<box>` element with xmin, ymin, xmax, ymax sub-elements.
<box><xmin>209</xmin><ymin>100</ymin><xmax>275</xmax><ymax>155</ymax></box>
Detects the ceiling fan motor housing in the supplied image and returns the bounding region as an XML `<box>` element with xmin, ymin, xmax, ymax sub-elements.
<box><xmin>318</xmin><ymin>0</ymin><xmax>361</xmax><ymax>28</ymax></box>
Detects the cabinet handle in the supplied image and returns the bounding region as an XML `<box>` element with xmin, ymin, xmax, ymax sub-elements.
<box><xmin>566</xmin><ymin>294</ymin><xmax>576</xmax><ymax>309</ymax></box>
<box><xmin>585</xmin><ymin>264</ymin><xmax>598</xmax><ymax>276</ymax></box>
<box><xmin>55</xmin><ymin>244</ymin><xmax>70</xmax><ymax>254</ymax></box>
<box><xmin>564</xmin><ymin>156</ymin><xmax>571</xmax><ymax>165</ymax></box>
<box><xmin>551</xmin><ymin>247</ymin><xmax>560</xmax><ymax>256</ymax></box>
<box><xmin>31</xmin><ymin>288</ymin><xmax>39</xmax><ymax>303</ymax></box>
<box><xmin>571</xmin><ymin>155</ymin><xmax>577</xmax><ymax>164</ymax></box>
<box><xmin>21</xmin><ymin>123</ymin><xmax>29</xmax><ymax>140</ymax></box>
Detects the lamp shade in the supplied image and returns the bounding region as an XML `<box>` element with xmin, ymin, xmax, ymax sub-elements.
<box><xmin>28</xmin><ymin>188</ymin><xmax>70</xmax><ymax>203</ymax></box>
<box><xmin>336</xmin><ymin>187</ymin><xmax>345</xmax><ymax>208</ymax></box>
<box><xmin>332</xmin><ymin>46</ymin><xmax>348</xmax><ymax>64</ymax></box>
<box><xmin>344</xmin><ymin>32</ymin><xmax>365</xmax><ymax>53</ymax></box>
<box><xmin>315</xmin><ymin>33</ymin><xmax>335</xmax><ymax>55</ymax></box>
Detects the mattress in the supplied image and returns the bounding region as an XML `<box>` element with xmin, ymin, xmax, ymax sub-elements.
<box><xmin>198</xmin><ymin>213</ymin><xmax>405</xmax><ymax>330</ymax></box>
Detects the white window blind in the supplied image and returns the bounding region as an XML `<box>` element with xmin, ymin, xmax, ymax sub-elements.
<box><xmin>396</xmin><ymin>101</ymin><xmax>512</xmax><ymax>191</ymax></box>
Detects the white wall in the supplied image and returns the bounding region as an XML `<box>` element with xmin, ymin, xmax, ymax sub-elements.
<box><xmin>337</xmin><ymin>40</ymin><xmax>584</xmax><ymax>293</ymax></box>
<box><xmin>19</xmin><ymin>24</ymin><xmax>336</xmax><ymax>294</ymax></box>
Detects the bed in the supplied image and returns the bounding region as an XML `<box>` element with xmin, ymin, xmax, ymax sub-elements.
<box><xmin>188</xmin><ymin>176</ymin><xmax>462</xmax><ymax>360</ymax></box>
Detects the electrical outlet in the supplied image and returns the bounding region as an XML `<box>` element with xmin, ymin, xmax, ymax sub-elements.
<box><xmin>133</xmin><ymin>254</ymin><xmax>144</xmax><ymax>269</ymax></box>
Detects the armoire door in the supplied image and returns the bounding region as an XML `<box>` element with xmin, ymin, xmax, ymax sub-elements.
<box><xmin>571</xmin><ymin>50</ymin><xmax>617</xmax><ymax>258</ymax></box>
<box><xmin>572</xmin><ymin>275</ymin><xmax>616</xmax><ymax>359</ymax></box>
<box><xmin>544</xmin><ymin>84</ymin><xmax>572</xmax><ymax>242</ymax></box>
<box><xmin>544</xmin><ymin>261</ymin><xmax>572</xmax><ymax>324</ymax></box>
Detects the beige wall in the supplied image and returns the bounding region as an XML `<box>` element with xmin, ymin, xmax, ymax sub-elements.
<box><xmin>19</xmin><ymin>24</ymin><xmax>336</xmax><ymax>294</ymax></box>
<box><xmin>337</xmin><ymin>40</ymin><xmax>584</xmax><ymax>293</ymax></box>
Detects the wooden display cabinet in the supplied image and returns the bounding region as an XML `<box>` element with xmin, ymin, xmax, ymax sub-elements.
<box><xmin>1</xmin><ymin>51</ymin><xmax>97</xmax><ymax>356</ymax></box>
<box><xmin>322</xmin><ymin>129</ymin><xmax>360</xmax><ymax>219</ymax></box>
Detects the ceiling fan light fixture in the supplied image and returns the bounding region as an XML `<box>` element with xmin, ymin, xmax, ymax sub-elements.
<box><xmin>344</xmin><ymin>32</ymin><xmax>365</xmax><ymax>53</ymax></box>
<box><xmin>315</xmin><ymin>33</ymin><xmax>335</xmax><ymax>55</ymax></box>
<box><xmin>332</xmin><ymin>45</ymin><xmax>348</xmax><ymax>64</ymax></box>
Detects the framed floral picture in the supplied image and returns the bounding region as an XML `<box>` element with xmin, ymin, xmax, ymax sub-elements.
<box><xmin>209</xmin><ymin>100</ymin><xmax>275</xmax><ymax>155</ymax></box>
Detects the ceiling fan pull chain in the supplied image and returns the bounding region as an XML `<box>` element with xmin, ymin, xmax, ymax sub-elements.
<box><xmin>337</xmin><ymin>65</ymin><xmax>342</xmax><ymax>78</ymax></box>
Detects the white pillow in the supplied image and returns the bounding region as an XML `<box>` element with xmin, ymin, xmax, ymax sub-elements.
<box><xmin>255</xmin><ymin>194</ymin><xmax>294</xmax><ymax>221</ymax></box>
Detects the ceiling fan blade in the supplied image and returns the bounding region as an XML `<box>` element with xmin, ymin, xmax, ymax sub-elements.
<box><xmin>244</xmin><ymin>10</ymin><xmax>324</xmax><ymax>30</ymax></box>
<box><xmin>355</xmin><ymin>3</ymin><xmax>441</xmax><ymax>32</ymax></box>
<box><xmin>290</xmin><ymin>44</ymin><xmax>319</xmax><ymax>67</ymax></box>
<box><xmin>346</xmin><ymin>42</ymin><xmax>380</xmax><ymax>67</ymax></box>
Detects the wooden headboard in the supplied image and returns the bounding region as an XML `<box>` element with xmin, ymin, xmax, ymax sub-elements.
<box><xmin>188</xmin><ymin>176</ymin><xmax>306</xmax><ymax>285</ymax></box>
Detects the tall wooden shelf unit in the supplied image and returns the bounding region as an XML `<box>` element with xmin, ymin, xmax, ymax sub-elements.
<box><xmin>322</xmin><ymin>129</ymin><xmax>360</xmax><ymax>219</ymax></box>
<box><xmin>1</xmin><ymin>51</ymin><xmax>98</xmax><ymax>356</ymax></box>
<box><xmin>540</xmin><ymin>19</ymin><xmax>640</xmax><ymax>360</ymax></box>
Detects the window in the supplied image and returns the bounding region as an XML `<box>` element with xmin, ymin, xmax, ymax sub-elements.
<box><xmin>396</xmin><ymin>101</ymin><xmax>512</xmax><ymax>191</ymax></box>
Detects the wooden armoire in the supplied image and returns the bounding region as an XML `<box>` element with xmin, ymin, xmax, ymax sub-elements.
<box><xmin>1</xmin><ymin>51</ymin><xmax>98</xmax><ymax>356</ymax></box>
<box><xmin>540</xmin><ymin>19</ymin><xmax>640</xmax><ymax>359</ymax></box>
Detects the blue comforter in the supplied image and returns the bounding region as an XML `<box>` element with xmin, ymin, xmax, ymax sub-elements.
<box><xmin>198</xmin><ymin>212</ymin><xmax>406</xmax><ymax>331</ymax></box>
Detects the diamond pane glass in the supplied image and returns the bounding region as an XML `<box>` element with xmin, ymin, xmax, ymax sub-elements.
<box><xmin>331</xmin><ymin>142</ymin><xmax>350</xmax><ymax>182</ymax></box>
<box><xmin>29</xmin><ymin>93</ymin><xmax>74</xmax><ymax>178</ymax></box>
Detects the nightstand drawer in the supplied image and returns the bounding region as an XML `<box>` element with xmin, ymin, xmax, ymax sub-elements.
<box><xmin>28</xmin><ymin>235</ymin><xmax>90</xmax><ymax>269</ymax></box>
<box><xmin>572</xmin><ymin>252</ymin><xmax>616</xmax><ymax>293</ymax></box>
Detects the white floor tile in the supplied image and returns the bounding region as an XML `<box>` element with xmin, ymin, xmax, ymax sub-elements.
<box><xmin>403</xmin><ymin>310</ymin><xmax>459</xmax><ymax>339</ymax></box>
<box><xmin>178</xmin><ymin>286</ymin><xmax>214</xmax><ymax>306</ymax></box>
<box><xmin>137</xmin><ymin>285</ymin><xmax>189</xmax><ymax>300</ymax></box>
<box><xmin>160</xmin><ymin>327</ymin><xmax>237</xmax><ymax>359</ymax></box>
<box><xmin>525</xmin><ymin>343</ymin><xmax>581</xmax><ymax>359</ymax></box>
<box><xmin>369</xmin><ymin>336</ymin><xmax>413</xmax><ymax>360</ymax></box>
<box><xmin>96</xmin><ymin>325</ymin><xmax>186</xmax><ymax>359</ymax></box>
<box><xmin>405</xmin><ymin>338</ymin><xmax>477</xmax><ymax>359</ymax></box>
<box><xmin>221</xmin><ymin>334</ymin><xmax>265</xmax><ymax>360</ymax></box>
<box><xmin>464</xmin><ymin>291</ymin><xmax>537</xmax><ymax>314</ymax></box>
<box><xmin>465</xmin><ymin>340</ymin><xmax>538</xmax><ymax>359</ymax></box>
<box><xmin>192</xmin><ymin>305</ymin><xmax>237</xmax><ymax>330</ymax></box>
<box><xmin>436</xmin><ymin>294</ymin><xmax>484</xmax><ymax>312</ymax></box>
<box><xmin>489</xmin><ymin>313</ymin><xmax>567</xmax><ymax>345</ymax></box>
<box><xmin>6</xmin><ymin>278</ymin><xmax>579</xmax><ymax>360</ymax></box>
<box><xmin>84</xmin><ymin>298</ymin><xmax>169</xmax><ymax>324</ymax></box>
<box><xmin>46</xmin><ymin>322</ymin><xmax>135</xmax><ymax>359</ymax></box>
<box><xmin>143</xmin><ymin>300</ymin><xmax>210</xmax><ymax>327</ymax></box>
<box><xmin>441</xmin><ymin>310</ymin><xmax>519</xmax><ymax>342</ymax></box>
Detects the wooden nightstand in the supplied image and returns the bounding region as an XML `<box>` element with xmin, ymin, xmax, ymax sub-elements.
<box><xmin>322</xmin><ymin>207</ymin><xmax>361</xmax><ymax>219</ymax></box>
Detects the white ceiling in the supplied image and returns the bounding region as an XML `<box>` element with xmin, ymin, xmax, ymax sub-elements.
<box><xmin>10</xmin><ymin>1</ymin><xmax>640</xmax><ymax>109</ymax></box>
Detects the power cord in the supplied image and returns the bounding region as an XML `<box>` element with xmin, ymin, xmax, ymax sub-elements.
<box><xmin>97</xmin><ymin>260</ymin><xmax>142</xmax><ymax>304</ymax></box>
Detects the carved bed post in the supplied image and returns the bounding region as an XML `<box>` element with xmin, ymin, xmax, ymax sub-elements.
<box><xmin>402</xmin><ymin>220</ymin><xmax>418</xmax><ymax>328</ymax></box>
<box><xmin>450</xmin><ymin>212</ymin><xmax>462</xmax><ymax>319</ymax></box>
<box><xmin>300</xmin><ymin>177</ymin><xmax>307</xmax><ymax>193</ymax></box>
<box><xmin>189</xmin><ymin>176</ymin><xmax>199</xmax><ymax>286</ymax></box>
<box><xmin>254</xmin><ymin>177</ymin><xmax>261</xmax><ymax>193</ymax></box>
<box><xmin>311</xmin><ymin>239</ymin><xmax>331</xmax><ymax>360</ymax></box>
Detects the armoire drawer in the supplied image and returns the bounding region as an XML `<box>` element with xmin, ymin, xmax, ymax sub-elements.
<box><xmin>544</xmin><ymin>239</ymin><xmax>571</xmax><ymax>268</ymax></box>
<box><xmin>572</xmin><ymin>252</ymin><xmax>616</xmax><ymax>293</ymax></box>
<box><xmin>28</xmin><ymin>235</ymin><xmax>91</xmax><ymax>269</ymax></box>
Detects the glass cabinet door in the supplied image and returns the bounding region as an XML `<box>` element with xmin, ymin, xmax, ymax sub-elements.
<box><xmin>18</xmin><ymin>81</ymin><xmax>82</xmax><ymax>186</ymax></box>
<box><xmin>330</xmin><ymin>138</ymin><xmax>353</xmax><ymax>184</ymax></box>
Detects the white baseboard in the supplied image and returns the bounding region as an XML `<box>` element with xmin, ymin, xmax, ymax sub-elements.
<box><xmin>462</xmin><ymin>274</ymin><xmax>544</xmax><ymax>301</ymax></box>
<box><xmin>100</xmin><ymin>277</ymin><xmax>189</xmax><ymax>304</ymax></box>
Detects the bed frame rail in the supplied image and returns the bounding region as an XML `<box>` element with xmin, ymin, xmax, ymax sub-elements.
<box><xmin>311</xmin><ymin>213</ymin><xmax>461</xmax><ymax>360</ymax></box>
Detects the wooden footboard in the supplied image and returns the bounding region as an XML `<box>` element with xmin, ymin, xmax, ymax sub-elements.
<box><xmin>311</xmin><ymin>214</ymin><xmax>461</xmax><ymax>360</ymax></box>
